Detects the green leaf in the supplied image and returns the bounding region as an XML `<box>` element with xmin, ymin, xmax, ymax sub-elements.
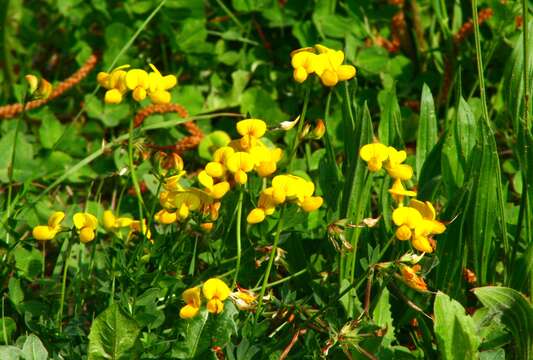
<box><xmin>13</xmin><ymin>247</ymin><xmax>42</xmax><ymax>280</ymax></box>
<box><xmin>416</xmin><ymin>84</ymin><xmax>438</xmax><ymax>177</ymax></box>
<box><xmin>0</xmin><ymin>346</ymin><xmax>22</xmax><ymax>360</ymax></box>
<box><xmin>473</xmin><ymin>287</ymin><xmax>533</xmax><ymax>360</ymax></box>
<box><xmin>38</xmin><ymin>112</ymin><xmax>64</xmax><ymax>149</ymax></box>
<box><xmin>21</xmin><ymin>334</ymin><xmax>48</xmax><ymax>360</ymax></box>
<box><xmin>231</xmin><ymin>0</ymin><xmax>272</xmax><ymax>12</ymax></box>
<box><xmin>88</xmin><ymin>303</ymin><xmax>141</xmax><ymax>360</ymax></box>
<box><xmin>434</xmin><ymin>292</ymin><xmax>479</xmax><ymax>360</ymax></box>
<box><xmin>85</xmin><ymin>94</ymin><xmax>130</xmax><ymax>127</ymax></box>
<box><xmin>240</xmin><ymin>87</ymin><xmax>289</xmax><ymax>125</ymax></box>
<box><xmin>176</xmin><ymin>18</ymin><xmax>207</xmax><ymax>53</ymax></box>
<box><xmin>172</xmin><ymin>301</ymin><xmax>238</xmax><ymax>359</ymax></box>
<box><xmin>441</xmin><ymin>98</ymin><xmax>477</xmax><ymax>195</ymax></box>
<box><xmin>372</xmin><ymin>288</ymin><xmax>395</xmax><ymax>347</ymax></box>
<box><xmin>502</xmin><ymin>20</ymin><xmax>533</xmax><ymax>131</ymax></box>
<box><xmin>0</xmin><ymin>317</ymin><xmax>16</xmax><ymax>345</ymax></box>
<box><xmin>377</xmin><ymin>87</ymin><xmax>403</xmax><ymax>148</ymax></box>
<box><xmin>0</xmin><ymin>129</ymin><xmax>36</xmax><ymax>183</ymax></box>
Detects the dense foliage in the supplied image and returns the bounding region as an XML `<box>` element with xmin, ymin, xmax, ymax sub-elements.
<box><xmin>0</xmin><ymin>0</ymin><xmax>532</xmax><ymax>359</ymax></box>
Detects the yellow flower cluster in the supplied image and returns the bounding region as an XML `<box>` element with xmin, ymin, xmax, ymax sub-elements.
<box><xmin>33</xmin><ymin>210</ymin><xmax>151</xmax><ymax>243</ymax></box>
<box><xmin>179</xmin><ymin>278</ymin><xmax>231</xmax><ymax>319</ymax></box>
<box><xmin>290</xmin><ymin>44</ymin><xmax>356</xmax><ymax>87</ymax></box>
<box><xmin>392</xmin><ymin>200</ymin><xmax>446</xmax><ymax>253</ymax></box>
<box><xmin>154</xmin><ymin>119</ymin><xmax>283</xmax><ymax>227</ymax></box>
<box><xmin>33</xmin><ymin>211</ymin><xmax>98</xmax><ymax>243</ymax></box>
<box><xmin>359</xmin><ymin>142</ymin><xmax>446</xmax><ymax>253</ymax></box>
<box><xmin>97</xmin><ymin>64</ymin><xmax>177</xmax><ymax>105</ymax></box>
<box><xmin>246</xmin><ymin>174</ymin><xmax>323</xmax><ymax>224</ymax></box>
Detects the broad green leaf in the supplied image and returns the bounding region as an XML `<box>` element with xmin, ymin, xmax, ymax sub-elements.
<box><xmin>88</xmin><ymin>303</ymin><xmax>141</xmax><ymax>360</ymax></box>
<box><xmin>434</xmin><ymin>292</ymin><xmax>479</xmax><ymax>360</ymax></box>
<box><xmin>21</xmin><ymin>334</ymin><xmax>48</xmax><ymax>360</ymax></box>
<box><xmin>85</xmin><ymin>94</ymin><xmax>130</xmax><ymax>127</ymax></box>
<box><xmin>416</xmin><ymin>84</ymin><xmax>438</xmax><ymax>177</ymax></box>
<box><xmin>38</xmin><ymin>111</ymin><xmax>64</xmax><ymax>149</ymax></box>
<box><xmin>13</xmin><ymin>246</ymin><xmax>42</xmax><ymax>280</ymax></box>
<box><xmin>372</xmin><ymin>288</ymin><xmax>395</xmax><ymax>347</ymax></box>
<box><xmin>473</xmin><ymin>286</ymin><xmax>533</xmax><ymax>360</ymax></box>
<box><xmin>231</xmin><ymin>0</ymin><xmax>271</xmax><ymax>12</ymax></box>
<box><xmin>0</xmin><ymin>346</ymin><xmax>22</xmax><ymax>360</ymax></box>
<box><xmin>172</xmin><ymin>301</ymin><xmax>238</xmax><ymax>359</ymax></box>
<box><xmin>0</xmin><ymin>317</ymin><xmax>16</xmax><ymax>345</ymax></box>
<box><xmin>240</xmin><ymin>87</ymin><xmax>289</xmax><ymax>125</ymax></box>
<box><xmin>0</xmin><ymin>129</ymin><xmax>36</xmax><ymax>183</ymax></box>
<box><xmin>176</xmin><ymin>18</ymin><xmax>207</xmax><ymax>53</ymax></box>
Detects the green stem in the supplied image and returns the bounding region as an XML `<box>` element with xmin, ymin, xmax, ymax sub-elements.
<box><xmin>213</xmin><ymin>0</ymin><xmax>243</xmax><ymax>29</ymax></box>
<box><xmin>255</xmin><ymin>206</ymin><xmax>286</xmax><ymax>321</ymax></box>
<box><xmin>128</xmin><ymin>117</ymin><xmax>145</xmax><ymax>230</ymax></box>
<box><xmin>471</xmin><ymin>0</ymin><xmax>490</xmax><ymax>127</ymax></box>
<box><xmin>250</xmin><ymin>268</ymin><xmax>307</xmax><ymax>292</ymax></box>
<box><xmin>323</xmin><ymin>91</ymin><xmax>339</xmax><ymax>175</ymax></box>
<box><xmin>2</xmin><ymin>295</ymin><xmax>8</xmax><ymax>344</ymax></box>
<box><xmin>232</xmin><ymin>190</ymin><xmax>244</xmax><ymax>288</ymax></box>
<box><xmin>288</xmin><ymin>84</ymin><xmax>311</xmax><ymax>171</ymax></box>
<box><xmin>57</xmin><ymin>238</ymin><xmax>72</xmax><ymax>332</ymax></box>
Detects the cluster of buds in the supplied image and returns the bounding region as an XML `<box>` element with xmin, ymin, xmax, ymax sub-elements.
<box><xmin>97</xmin><ymin>64</ymin><xmax>177</xmax><ymax>105</ymax></box>
<box><xmin>247</xmin><ymin>174</ymin><xmax>323</xmax><ymax>224</ymax></box>
<box><xmin>359</xmin><ymin>142</ymin><xmax>446</xmax><ymax>253</ymax></box>
<box><xmin>290</xmin><ymin>44</ymin><xmax>356</xmax><ymax>87</ymax></box>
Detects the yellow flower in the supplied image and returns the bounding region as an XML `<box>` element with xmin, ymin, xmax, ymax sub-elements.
<box><xmin>130</xmin><ymin>219</ymin><xmax>151</xmax><ymax>240</ymax></box>
<box><xmin>300</xmin><ymin>196</ymin><xmax>324</xmax><ymax>212</ymax></box>
<box><xmin>409</xmin><ymin>199</ymin><xmax>446</xmax><ymax>253</ymax></box>
<box><xmin>154</xmin><ymin>209</ymin><xmax>177</xmax><ymax>225</ymax></box>
<box><xmin>236</xmin><ymin>119</ymin><xmax>267</xmax><ymax>150</ymax></box>
<box><xmin>125</xmin><ymin>69</ymin><xmax>150</xmax><ymax>101</ymax></box>
<box><xmin>97</xmin><ymin>65</ymin><xmax>130</xmax><ymax>104</ymax></box>
<box><xmin>174</xmin><ymin>190</ymin><xmax>209</xmax><ymax>220</ymax></box>
<box><xmin>247</xmin><ymin>208</ymin><xmax>266</xmax><ymax>224</ymax></box>
<box><xmin>359</xmin><ymin>143</ymin><xmax>389</xmax><ymax>172</ymax></box>
<box><xmin>290</xmin><ymin>45</ymin><xmax>356</xmax><ymax>86</ymax></box>
<box><xmin>198</xmin><ymin>171</ymin><xmax>230</xmax><ymax>199</ymax></box>
<box><xmin>179</xmin><ymin>287</ymin><xmax>202</xmax><ymax>319</ymax></box>
<box><xmin>25</xmin><ymin>75</ymin><xmax>52</xmax><ymax>99</ymax></box>
<box><xmin>103</xmin><ymin>210</ymin><xmax>133</xmax><ymax>232</ymax></box>
<box><xmin>73</xmin><ymin>212</ymin><xmax>98</xmax><ymax>243</ymax></box>
<box><xmin>147</xmin><ymin>63</ymin><xmax>177</xmax><ymax>104</ymax></box>
<box><xmin>32</xmin><ymin>211</ymin><xmax>65</xmax><ymax>241</ymax></box>
<box><xmin>392</xmin><ymin>206</ymin><xmax>423</xmax><ymax>241</ymax></box>
<box><xmin>400</xmin><ymin>264</ymin><xmax>428</xmax><ymax>292</ymax></box>
<box><xmin>385</xmin><ymin>147</ymin><xmax>413</xmax><ymax>180</ymax></box>
<box><xmin>225</xmin><ymin>152</ymin><xmax>255</xmax><ymax>185</ymax></box>
<box><xmin>388</xmin><ymin>179</ymin><xmax>417</xmax><ymax>203</ymax></box>
<box><xmin>203</xmin><ymin>278</ymin><xmax>231</xmax><ymax>314</ymax></box>
<box><xmin>249</xmin><ymin>146</ymin><xmax>283</xmax><ymax>177</ymax></box>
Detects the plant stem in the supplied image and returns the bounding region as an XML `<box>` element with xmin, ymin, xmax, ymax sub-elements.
<box><xmin>251</xmin><ymin>268</ymin><xmax>307</xmax><ymax>292</ymax></box>
<box><xmin>128</xmin><ymin>117</ymin><xmax>145</xmax><ymax>230</ymax></box>
<box><xmin>57</xmin><ymin>238</ymin><xmax>72</xmax><ymax>332</ymax></box>
<box><xmin>213</xmin><ymin>0</ymin><xmax>243</xmax><ymax>29</ymax></box>
<box><xmin>232</xmin><ymin>190</ymin><xmax>244</xmax><ymax>288</ymax></box>
<box><xmin>323</xmin><ymin>90</ymin><xmax>339</xmax><ymax>176</ymax></box>
<box><xmin>288</xmin><ymin>84</ymin><xmax>311</xmax><ymax>171</ymax></box>
<box><xmin>256</xmin><ymin>206</ymin><xmax>286</xmax><ymax>321</ymax></box>
<box><xmin>2</xmin><ymin>295</ymin><xmax>8</xmax><ymax>344</ymax></box>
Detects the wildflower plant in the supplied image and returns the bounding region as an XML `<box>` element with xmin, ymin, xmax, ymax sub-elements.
<box><xmin>1</xmin><ymin>2</ymin><xmax>530</xmax><ymax>359</ymax></box>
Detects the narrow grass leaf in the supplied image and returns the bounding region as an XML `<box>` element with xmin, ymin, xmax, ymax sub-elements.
<box><xmin>416</xmin><ymin>84</ymin><xmax>438</xmax><ymax>177</ymax></box>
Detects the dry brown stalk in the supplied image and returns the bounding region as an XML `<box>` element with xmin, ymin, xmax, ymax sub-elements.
<box><xmin>133</xmin><ymin>103</ymin><xmax>204</xmax><ymax>155</ymax></box>
<box><xmin>0</xmin><ymin>54</ymin><xmax>99</xmax><ymax>119</ymax></box>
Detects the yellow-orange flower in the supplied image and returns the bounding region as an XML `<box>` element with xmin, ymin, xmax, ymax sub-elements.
<box><xmin>73</xmin><ymin>212</ymin><xmax>98</xmax><ymax>243</ymax></box>
<box><xmin>179</xmin><ymin>287</ymin><xmax>201</xmax><ymax>319</ymax></box>
<box><xmin>359</xmin><ymin>143</ymin><xmax>389</xmax><ymax>172</ymax></box>
<box><xmin>203</xmin><ymin>278</ymin><xmax>231</xmax><ymax>314</ymax></box>
<box><xmin>388</xmin><ymin>179</ymin><xmax>417</xmax><ymax>203</ymax></box>
<box><xmin>400</xmin><ymin>264</ymin><xmax>428</xmax><ymax>292</ymax></box>
<box><xmin>103</xmin><ymin>210</ymin><xmax>133</xmax><ymax>232</ymax></box>
<box><xmin>32</xmin><ymin>211</ymin><xmax>65</xmax><ymax>241</ymax></box>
